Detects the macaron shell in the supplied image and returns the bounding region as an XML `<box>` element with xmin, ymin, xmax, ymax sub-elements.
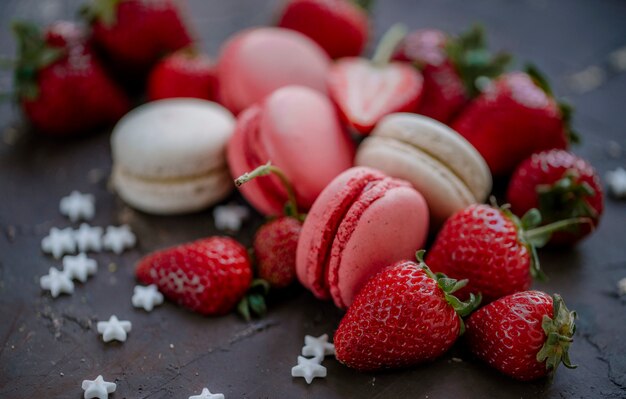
<box><xmin>356</xmin><ymin>136</ymin><xmax>475</xmax><ymax>225</ymax></box>
<box><xmin>328</xmin><ymin>179</ymin><xmax>429</xmax><ymax>308</ymax></box>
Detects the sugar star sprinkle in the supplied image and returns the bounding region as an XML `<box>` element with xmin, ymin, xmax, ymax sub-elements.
<box><xmin>302</xmin><ymin>334</ymin><xmax>335</xmax><ymax>359</ymax></box>
<box><xmin>213</xmin><ymin>204</ymin><xmax>250</xmax><ymax>232</ymax></box>
<box><xmin>40</xmin><ymin>267</ymin><xmax>74</xmax><ymax>297</ymax></box>
<box><xmin>618</xmin><ymin>277</ymin><xmax>626</xmax><ymax>296</ymax></box>
<box><xmin>97</xmin><ymin>315</ymin><xmax>132</xmax><ymax>343</ymax></box>
<box><xmin>42</xmin><ymin>227</ymin><xmax>76</xmax><ymax>259</ymax></box>
<box><xmin>60</xmin><ymin>191</ymin><xmax>95</xmax><ymax>222</ymax></box>
<box><xmin>81</xmin><ymin>375</ymin><xmax>116</xmax><ymax>399</ymax></box>
<box><xmin>291</xmin><ymin>356</ymin><xmax>327</xmax><ymax>384</ymax></box>
<box><xmin>189</xmin><ymin>387</ymin><xmax>225</xmax><ymax>399</ymax></box>
<box><xmin>102</xmin><ymin>225</ymin><xmax>136</xmax><ymax>254</ymax></box>
<box><xmin>74</xmin><ymin>224</ymin><xmax>103</xmax><ymax>253</ymax></box>
<box><xmin>132</xmin><ymin>284</ymin><xmax>164</xmax><ymax>312</ymax></box>
<box><xmin>606</xmin><ymin>167</ymin><xmax>626</xmax><ymax>199</ymax></box>
<box><xmin>63</xmin><ymin>253</ymin><xmax>98</xmax><ymax>283</ymax></box>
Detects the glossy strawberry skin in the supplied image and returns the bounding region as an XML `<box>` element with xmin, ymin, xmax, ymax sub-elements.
<box><xmin>426</xmin><ymin>204</ymin><xmax>531</xmax><ymax>303</ymax></box>
<box><xmin>89</xmin><ymin>0</ymin><xmax>193</xmax><ymax>73</ymax></box>
<box><xmin>465</xmin><ymin>291</ymin><xmax>554</xmax><ymax>381</ymax></box>
<box><xmin>147</xmin><ymin>50</ymin><xmax>217</xmax><ymax>101</ymax></box>
<box><xmin>254</xmin><ymin>216</ymin><xmax>302</xmax><ymax>289</ymax></box>
<box><xmin>507</xmin><ymin>150</ymin><xmax>604</xmax><ymax>245</ymax></box>
<box><xmin>393</xmin><ymin>29</ymin><xmax>467</xmax><ymax>123</ymax></box>
<box><xmin>453</xmin><ymin>72</ymin><xmax>569</xmax><ymax>176</ymax></box>
<box><xmin>135</xmin><ymin>237</ymin><xmax>252</xmax><ymax>316</ymax></box>
<box><xmin>277</xmin><ymin>0</ymin><xmax>368</xmax><ymax>59</ymax></box>
<box><xmin>334</xmin><ymin>260</ymin><xmax>461</xmax><ymax>371</ymax></box>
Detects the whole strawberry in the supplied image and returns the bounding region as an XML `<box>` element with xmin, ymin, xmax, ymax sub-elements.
<box><xmin>13</xmin><ymin>21</ymin><xmax>130</xmax><ymax>136</ymax></box>
<box><xmin>507</xmin><ymin>150</ymin><xmax>603</xmax><ymax>245</ymax></box>
<box><xmin>136</xmin><ymin>237</ymin><xmax>252</xmax><ymax>316</ymax></box>
<box><xmin>334</xmin><ymin>251</ymin><xmax>481</xmax><ymax>371</ymax></box>
<box><xmin>147</xmin><ymin>49</ymin><xmax>217</xmax><ymax>101</ymax></box>
<box><xmin>466</xmin><ymin>291</ymin><xmax>576</xmax><ymax>381</ymax></box>
<box><xmin>427</xmin><ymin>204</ymin><xmax>587</xmax><ymax>303</ymax></box>
<box><xmin>453</xmin><ymin>66</ymin><xmax>577</xmax><ymax>176</ymax></box>
<box><xmin>277</xmin><ymin>0</ymin><xmax>369</xmax><ymax>59</ymax></box>
<box><xmin>82</xmin><ymin>0</ymin><xmax>193</xmax><ymax>73</ymax></box>
<box><xmin>393</xmin><ymin>26</ymin><xmax>510</xmax><ymax>123</ymax></box>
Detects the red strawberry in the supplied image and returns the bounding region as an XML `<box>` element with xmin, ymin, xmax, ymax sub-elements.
<box><xmin>327</xmin><ymin>24</ymin><xmax>423</xmax><ymax>134</ymax></box>
<box><xmin>452</xmin><ymin>66</ymin><xmax>577</xmax><ymax>176</ymax></box>
<box><xmin>334</xmin><ymin>251</ymin><xmax>481</xmax><ymax>371</ymax></box>
<box><xmin>13</xmin><ymin>21</ymin><xmax>131</xmax><ymax>136</ymax></box>
<box><xmin>507</xmin><ymin>150</ymin><xmax>603</xmax><ymax>245</ymax></box>
<box><xmin>82</xmin><ymin>0</ymin><xmax>193</xmax><ymax>73</ymax></box>
<box><xmin>277</xmin><ymin>0</ymin><xmax>369</xmax><ymax>59</ymax></box>
<box><xmin>393</xmin><ymin>26</ymin><xmax>510</xmax><ymax>123</ymax></box>
<box><xmin>136</xmin><ymin>237</ymin><xmax>252</xmax><ymax>316</ymax></box>
<box><xmin>427</xmin><ymin>204</ymin><xmax>588</xmax><ymax>303</ymax></box>
<box><xmin>466</xmin><ymin>291</ymin><xmax>576</xmax><ymax>381</ymax></box>
<box><xmin>147</xmin><ymin>49</ymin><xmax>217</xmax><ymax>101</ymax></box>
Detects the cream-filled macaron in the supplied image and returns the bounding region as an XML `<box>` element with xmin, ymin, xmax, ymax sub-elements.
<box><xmin>355</xmin><ymin>113</ymin><xmax>492</xmax><ymax>226</ymax></box>
<box><xmin>111</xmin><ymin>98</ymin><xmax>235</xmax><ymax>215</ymax></box>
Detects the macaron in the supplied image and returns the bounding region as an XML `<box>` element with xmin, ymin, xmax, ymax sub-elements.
<box><xmin>355</xmin><ymin>113</ymin><xmax>492</xmax><ymax>226</ymax></box>
<box><xmin>217</xmin><ymin>27</ymin><xmax>331</xmax><ymax>114</ymax></box>
<box><xmin>227</xmin><ymin>85</ymin><xmax>355</xmax><ymax>216</ymax></box>
<box><xmin>111</xmin><ymin>98</ymin><xmax>235</xmax><ymax>215</ymax></box>
<box><xmin>296</xmin><ymin>166</ymin><xmax>429</xmax><ymax>309</ymax></box>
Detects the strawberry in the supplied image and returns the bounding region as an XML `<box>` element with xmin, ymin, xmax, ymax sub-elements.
<box><xmin>135</xmin><ymin>237</ymin><xmax>253</xmax><ymax>316</ymax></box>
<box><xmin>147</xmin><ymin>49</ymin><xmax>217</xmax><ymax>101</ymax></box>
<box><xmin>465</xmin><ymin>291</ymin><xmax>576</xmax><ymax>381</ymax></box>
<box><xmin>452</xmin><ymin>66</ymin><xmax>578</xmax><ymax>176</ymax></box>
<box><xmin>327</xmin><ymin>24</ymin><xmax>423</xmax><ymax>134</ymax></box>
<box><xmin>392</xmin><ymin>26</ymin><xmax>510</xmax><ymax>123</ymax></box>
<box><xmin>277</xmin><ymin>0</ymin><xmax>370</xmax><ymax>59</ymax></box>
<box><xmin>507</xmin><ymin>150</ymin><xmax>603</xmax><ymax>245</ymax></box>
<box><xmin>334</xmin><ymin>251</ymin><xmax>481</xmax><ymax>371</ymax></box>
<box><xmin>235</xmin><ymin>162</ymin><xmax>304</xmax><ymax>289</ymax></box>
<box><xmin>82</xmin><ymin>0</ymin><xmax>193</xmax><ymax>74</ymax></box>
<box><xmin>426</xmin><ymin>204</ymin><xmax>588</xmax><ymax>303</ymax></box>
<box><xmin>12</xmin><ymin>21</ymin><xmax>131</xmax><ymax>136</ymax></box>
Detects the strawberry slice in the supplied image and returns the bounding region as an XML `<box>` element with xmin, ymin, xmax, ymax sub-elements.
<box><xmin>328</xmin><ymin>25</ymin><xmax>423</xmax><ymax>134</ymax></box>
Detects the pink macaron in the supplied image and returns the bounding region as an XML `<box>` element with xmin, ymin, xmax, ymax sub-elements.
<box><xmin>296</xmin><ymin>166</ymin><xmax>430</xmax><ymax>309</ymax></box>
<box><xmin>227</xmin><ymin>85</ymin><xmax>355</xmax><ymax>216</ymax></box>
<box><xmin>217</xmin><ymin>27</ymin><xmax>331</xmax><ymax>114</ymax></box>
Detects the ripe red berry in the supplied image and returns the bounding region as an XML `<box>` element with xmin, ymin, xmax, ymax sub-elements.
<box><xmin>254</xmin><ymin>216</ymin><xmax>302</xmax><ymax>289</ymax></box>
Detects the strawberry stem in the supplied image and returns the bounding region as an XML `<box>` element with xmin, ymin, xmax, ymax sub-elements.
<box><xmin>536</xmin><ymin>294</ymin><xmax>577</xmax><ymax>373</ymax></box>
<box><xmin>524</xmin><ymin>217</ymin><xmax>593</xmax><ymax>248</ymax></box>
<box><xmin>371</xmin><ymin>24</ymin><xmax>407</xmax><ymax>67</ymax></box>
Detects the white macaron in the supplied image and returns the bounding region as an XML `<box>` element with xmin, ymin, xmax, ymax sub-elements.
<box><xmin>111</xmin><ymin>98</ymin><xmax>236</xmax><ymax>215</ymax></box>
<box><xmin>355</xmin><ymin>113</ymin><xmax>492</xmax><ymax>226</ymax></box>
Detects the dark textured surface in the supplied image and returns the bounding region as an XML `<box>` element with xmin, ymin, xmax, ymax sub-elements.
<box><xmin>1</xmin><ymin>0</ymin><xmax>626</xmax><ymax>398</ymax></box>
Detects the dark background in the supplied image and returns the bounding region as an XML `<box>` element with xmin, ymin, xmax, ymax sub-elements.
<box><xmin>1</xmin><ymin>0</ymin><xmax>625</xmax><ymax>398</ymax></box>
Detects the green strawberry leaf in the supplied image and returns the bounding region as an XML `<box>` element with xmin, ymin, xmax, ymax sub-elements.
<box><xmin>536</xmin><ymin>294</ymin><xmax>577</xmax><ymax>373</ymax></box>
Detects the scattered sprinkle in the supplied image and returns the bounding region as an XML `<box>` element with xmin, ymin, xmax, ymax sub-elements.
<box><xmin>606</xmin><ymin>140</ymin><xmax>622</xmax><ymax>158</ymax></box>
<box><xmin>188</xmin><ymin>387</ymin><xmax>225</xmax><ymax>399</ymax></box>
<box><xmin>81</xmin><ymin>375</ymin><xmax>116</xmax><ymax>399</ymax></box>
<box><xmin>618</xmin><ymin>278</ymin><xmax>626</xmax><ymax>296</ymax></box>
<box><xmin>42</xmin><ymin>227</ymin><xmax>76</xmax><ymax>259</ymax></box>
<box><xmin>302</xmin><ymin>334</ymin><xmax>335</xmax><ymax>359</ymax></box>
<box><xmin>606</xmin><ymin>167</ymin><xmax>626</xmax><ymax>199</ymax></box>
<box><xmin>132</xmin><ymin>285</ymin><xmax>164</xmax><ymax>312</ymax></box>
<box><xmin>97</xmin><ymin>315</ymin><xmax>132</xmax><ymax>343</ymax></box>
<box><xmin>74</xmin><ymin>224</ymin><xmax>103</xmax><ymax>253</ymax></box>
<box><xmin>60</xmin><ymin>191</ymin><xmax>95</xmax><ymax>222</ymax></box>
<box><xmin>40</xmin><ymin>267</ymin><xmax>74</xmax><ymax>298</ymax></box>
<box><xmin>63</xmin><ymin>253</ymin><xmax>97</xmax><ymax>283</ymax></box>
<box><xmin>291</xmin><ymin>356</ymin><xmax>327</xmax><ymax>384</ymax></box>
<box><xmin>102</xmin><ymin>225</ymin><xmax>136</xmax><ymax>254</ymax></box>
<box><xmin>567</xmin><ymin>65</ymin><xmax>606</xmax><ymax>94</ymax></box>
<box><xmin>452</xmin><ymin>357</ymin><xmax>463</xmax><ymax>363</ymax></box>
<box><xmin>609</xmin><ymin>46</ymin><xmax>626</xmax><ymax>72</ymax></box>
<box><xmin>213</xmin><ymin>204</ymin><xmax>250</xmax><ymax>232</ymax></box>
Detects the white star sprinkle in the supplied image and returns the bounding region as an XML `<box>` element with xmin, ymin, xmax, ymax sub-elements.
<box><xmin>40</xmin><ymin>267</ymin><xmax>74</xmax><ymax>298</ymax></box>
<box><xmin>213</xmin><ymin>204</ymin><xmax>250</xmax><ymax>232</ymax></box>
<box><xmin>291</xmin><ymin>356</ymin><xmax>327</xmax><ymax>384</ymax></box>
<box><xmin>606</xmin><ymin>167</ymin><xmax>626</xmax><ymax>199</ymax></box>
<box><xmin>618</xmin><ymin>277</ymin><xmax>626</xmax><ymax>296</ymax></box>
<box><xmin>81</xmin><ymin>375</ymin><xmax>116</xmax><ymax>399</ymax></box>
<box><xmin>302</xmin><ymin>334</ymin><xmax>335</xmax><ymax>359</ymax></box>
<box><xmin>132</xmin><ymin>284</ymin><xmax>164</xmax><ymax>312</ymax></box>
<box><xmin>97</xmin><ymin>315</ymin><xmax>132</xmax><ymax>343</ymax></box>
<box><xmin>74</xmin><ymin>224</ymin><xmax>103</xmax><ymax>253</ymax></box>
<box><xmin>42</xmin><ymin>227</ymin><xmax>76</xmax><ymax>259</ymax></box>
<box><xmin>60</xmin><ymin>191</ymin><xmax>95</xmax><ymax>222</ymax></box>
<box><xmin>63</xmin><ymin>253</ymin><xmax>97</xmax><ymax>283</ymax></box>
<box><xmin>189</xmin><ymin>387</ymin><xmax>225</xmax><ymax>399</ymax></box>
<box><xmin>102</xmin><ymin>225</ymin><xmax>136</xmax><ymax>254</ymax></box>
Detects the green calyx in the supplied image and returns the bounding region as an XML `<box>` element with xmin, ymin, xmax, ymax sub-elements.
<box><xmin>351</xmin><ymin>0</ymin><xmax>375</xmax><ymax>13</ymax></box>
<box><xmin>371</xmin><ymin>24</ymin><xmax>407</xmax><ymax>67</ymax></box>
<box><xmin>536</xmin><ymin>294</ymin><xmax>577</xmax><ymax>373</ymax></box>
<box><xmin>80</xmin><ymin>0</ymin><xmax>123</xmax><ymax>27</ymax></box>
<box><xmin>537</xmin><ymin>171</ymin><xmax>598</xmax><ymax>228</ymax></box>
<box><xmin>234</xmin><ymin>161</ymin><xmax>305</xmax><ymax>221</ymax></box>
<box><xmin>12</xmin><ymin>21</ymin><xmax>64</xmax><ymax>101</ymax></box>
<box><xmin>237</xmin><ymin>278</ymin><xmax>270</xmax><ymax>322</ymax></box>
<box><xmin>446</xmin><ymin>24</ymin><xmax>511</xmax><ymax>98</ymax></box>
<box><xmin>525</xmin><ymin>64</ymin><xmax>581</xmax><ymax>145</ymax></box>
<box><xmin>417</xmin><ymin>250</ymin><xmax>482</xmax><ymax>335</ymax></box>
